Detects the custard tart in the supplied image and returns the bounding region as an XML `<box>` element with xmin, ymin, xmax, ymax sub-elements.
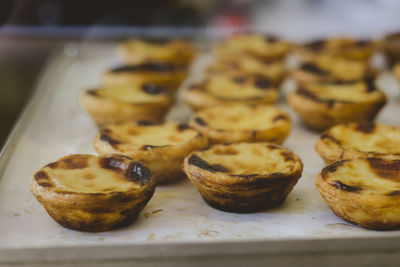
<box><xmin>316</xmin><ymin>123</ymin><xmax>400</xmax><ymax>164</ymax></box>
<box><xmin>288</xmin><ymin>79</ymin><xmax>387</xmax><ymax>131</ymax></box>
<box><xmin>316</xmin><ymin>157</ymin><xmax>400</xmax><ymax>230</ymax></box>
<box><xmin>183</xmin><ymin>73</ymin><xmax>278</xmax><ymax>110</ymax></box>
<box><xmin>31</xmin><ymin>154</ymin><xmax>155</xmax><ymax>232</ymax></box>
<box><xmin>119</xmin><ymin>38</ymin><xmax>196</xmax><ymax>65</ymax></box>
<box><xmin>189</xmin><ymin>104</ymin><xmax>291</xmax><ymax>144</ymax></box>
<box><xmin>80</xmin><ymin>84</ymin><xmax>173</xmax><ymax>126</ymax></box>
<box><xmin>94</xmin><ymin>121</ymin><xmax>208</xmax><ymax>184</ymax></box>
<box><xmin>300</xmin><ymin>38</ymin><xmax>376</xmax><ymax>61</ymax></box>
<box><xmin>292</xmin><ymin>55</ymin><xmax>375</xmax><ymax>84</ymax></box>
<box><xmin>183</xmin><ymin>142</ymin><xmax>303</xmax><ymax>213</ymax></box>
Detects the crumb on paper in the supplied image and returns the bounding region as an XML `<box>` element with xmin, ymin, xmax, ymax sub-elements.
<box><xmin>198</xmin><ymin>229</ymin><xmax>220</xmax><ymax>237</ymax></box>
<box><xmin>13</xmin><ymin>213</ymin><xmax>20</xmax><ymax>217</ymax></box>
<box><xmin>312</xmin><ymin>217</ymin><xmax>316</xmax><ymax>220</ymax></box>
<box><xmin>144</xmin><ymin>209</ymin><xmax>164</xmax><ymax>218</ymax></box>
<box><xmin>146</xmin><ymin>233</ymin><xmax>155</xmax><ymax>241</ymax></box>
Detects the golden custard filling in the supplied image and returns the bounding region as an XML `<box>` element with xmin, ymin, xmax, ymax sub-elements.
<box><xmin>301</xmin><ymin>81</ymin><xmax>382</xmax><ymax>102</ymax></box>
<box><xmin>91</xmin><ymin>85</ymin><xmax>169</xmax><ymax>103</ymax></box>
<box><xmin>328</xmin><ymin>124</ymin><xmax>400</xmax><ymax>154</ymax></box>
<box><xmin>203</xmin><ymin>75</ymin><xmax>274</xmax><ymax>99</ymax></box>
<box><xmin>101</xmin><ymin>122</ymin><xmax>200</xmax><ymax>149</ymax></box>
<box><xmin>194</xmin><ymin>105</ymin><xmax>288</xmax><ymax>131</ymax></box>
<box><xmin>194</xmin><ymin>143</ymin><xmax>299</xmax><ymax>176</ymax></box>
<box><xmin>41</xmin><ymin>156</ymin><xmax>142</xmax><ymax>194</ymax></box>
<box><xmin>322</xmin><ymin>158</ymin><xmax>400</xmax><ymax>196</ymax></box>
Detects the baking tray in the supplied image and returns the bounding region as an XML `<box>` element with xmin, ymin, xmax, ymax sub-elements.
<box><xmin>1</xmin><ymin>41</ymin><xmax>400</xmax><ymax>266</ymax></box>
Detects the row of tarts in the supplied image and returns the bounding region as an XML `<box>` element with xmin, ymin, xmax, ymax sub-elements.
<box><xmin>30</xmin><ymin>34</ymin><xmax>400</xmax><ymax>232</ymax></box>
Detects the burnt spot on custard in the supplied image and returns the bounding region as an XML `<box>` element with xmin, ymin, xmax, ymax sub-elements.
<box><xmin>320</xmin><ymin>133</ymin><xmax>341</xmax><ymax>145</ymax></box>
<box><xmin>304</xmin><ymin>39</ymin><xmax>325</xmax><ymax>51</ymax></box>
<box><xmin>233</xmin><ymin>76</ymin><xmax>246</xmax><ymax>84</ymax></box>
<box><xmin>281</xmin><ymin>151</ymin><xmax>295</xmax><ymax>161</ymax></box>
<box><xmin>273</xmin><ymin>114</ymin><xmax>288</xmax><ymax>122</ymax></box>
<box><xmin>46</xmin><ymin>162</ymin><xmax>59</xmax><ymax>169</ymax></box>
<box><xmin>331</xmin><ymin>180</ymin><xmax>362</xmax><ymax>193</ymax></box>
<box><xmin>110</xmin><ymin>62</ymin><xmax>179</xmax><ymax>73</ymax></box>
<box><xmin>194</xmin><ymin>117</ymin><xmax>207</xmax><ymax>126</ymax></box>
<box><xmin>141</xmin><ymin>83</ymin><xmax>169</xmax><ymax>95</ymax></box>
<box><xmin>125</xmin><ymin>162</ymin><xmax>152</xmax><ymax>185</ymax></box>
<box><xmin>355</xmin><ymin>40</ymin><xmax>370</xmax><ymax>47</ymax></box>
<box><xmin>188</xmin><ymin>154</ymin><xmax>230</xmax><ymax>172</ymax></box>
<box><xmin>177</xmin><ymin>123</ymin><xmax>190</xmax><ymax>131</ymax></box>
<box><xmin>136</xmin><ymin>120</ymin><xmax>162</xmax><ymax>126</ymax></box>
<box><xmin>87</xmin><ymin>89</ymin><xmax>99</xmax><ymax>97</ymax></box>
<box><xmin>254</xmin><ymin>76</ymin><xmax>270</xmax><ymax>89</ymax></box>
<box><xmin>100</xmin><ymin>132</ymin><xmax>121</xmax><ymax>146</ymax></box>
<box><xmin>321</xmin><ymin>160</ymin><xmax>349</xmax><ymax>180</ymax></box>
<box><xmin>386</xmin><ymin>190</ymin><xmax>400</xmax><ymax>197</ymax></box>
<box><xmin>355</xmin><ymin>123</ymin><xmax>376</xmax><ymax>134</ymax></box>
<box><xmin>188</xmin><ymin>83</ymin><xmax>205</xmax><ymax>91</ymax></box>
<box><xmin>366</xmin><ymin>158</ymin><xmax>400</xmax><ymax>180</ymax></box>
<box><xmin>61</xmin><ymin>155</ymin><xmax>89</xmax><ymax>169</ymax></box>
<box><xmin>99</xmin><ymin>156</ymin><xmax>126</xmax><ymax>171</ymax></box>
<box><xmin>34</xmin><ymin>171</ymin><xmax>49</xmax><ymax>182</ymax></box>
<box><xmin>299</xmin><ymin>63</ymin><xmax>329</xmax><ymax>76</ymax></box>
<box><xmin>265</xmin><ymin>35</ymin><xmax>278</xmax><ymax>43</ymax></box>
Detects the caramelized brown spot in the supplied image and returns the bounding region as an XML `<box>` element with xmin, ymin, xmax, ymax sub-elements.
<box><xmin>305</xmin><ymin>39</ymin><xmax>325</xmax><ymax>50</ymax></box>
<box><xmin>38</xmin><ymin>182</ymin><xmax>53</xmax><ymax>187</ymax></box>
<box><xmin>355</xmin><ymin>123</ymin><xmax>375</xmax><ymax>134</ymax></box>
<box><xmin>62</xmin><ymin>155</ymin><xmax>89</xmax><ymax>169</ymax></box>
<box><xmin>321</xmin><ymin>160</ymin><xmax>349</xmax><ymax>180</ymax></box>
<box><xmin>100</xmin><ymin>134</ymin><xmax>121</xmax><ymax>145</ymax></box>
<box><xmin>177</xmin><ymin>123</ymin><xmax>190</xmax><ymax>131</ymax></box>
<box><xmin>194</xmin><ymin>117</ymin><xmax>207</xmax><ymax>126</ymax></box>
<box><xmin>125</xmin><ymin>162</ymin><xmax>152</xmax><ymax>185</ymax></box>
<box><xmin>34</xmin><ymin>171</ymin><xmax>49</xmax><ymax>181</ymax></box>
<box><xmin>281</xmin><ymin>151</ymin><xmax>295</xmax><ymax>161</ymax></box>
<box><xmin>386</xmin><ymin>190</ymin><xmax>400</xmax><ymax>196</ymax></box>
<box><xmin>299</xmin><ymin>63</ymin><xmax>329</xmax><ymax>76</ymax></box>
<box><xmin>273</xmin><ymin>114</ymin><xmax>287</xmax><ymax>122</ymax></box>
<box><xmin>46</xmin><ymin>162</ymin><xmax>59</xmax><ymax>169</ymax></box>
<box><xmin>141</xmin><ymin>83</ymin><xmax>168</xmax><ymax>95</ymax></box>
<box><xmin>331</xmin><ymin>180</ymin><xmax>362</xmax><ymax>192</ymax></box>
<box><xmin>320</xmin><ymin>133</ymin><xmax>341</xmax><ymax>145</ymax></box>
<box><xmin>366</xmin><ymin>158</ymin><xmax>400</xmax><ymax>180</ymax></box>
<box><xmin>254</xmin><ymin>76</ymin><xmax>270</xmax><ymax>89</ymax></box>
<box><xmin>188</xmin><ymin>154</ymin><xmax>230</xmax><ymax>172</ymax></box>
<box><xmin>137</xmin><ymin>120</ymin><xmax>161</xmax><ymax>126</ymax></box>
<box><xmin>87</xmin><ymin>89</ymin><xmax>99</xmax><ymax>96</ymax></box>
<box><xmin>99</xmin><ymin>156</ymin><xmax>125</xmax><ymax>171</ymax></box>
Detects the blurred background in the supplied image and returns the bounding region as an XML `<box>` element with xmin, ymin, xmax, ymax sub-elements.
<box><xmin>1</xmin><ymin>0</ymin><xmax>400</xmax><ymax>148</ymax></box>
